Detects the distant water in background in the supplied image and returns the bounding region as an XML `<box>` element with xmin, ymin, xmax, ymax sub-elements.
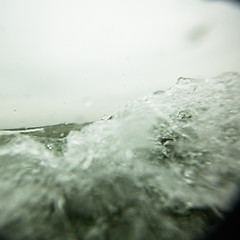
<box><xmin>0</xmin><ymin>73</ymin><xmax>240</xmax><ymax>240</ymax></box>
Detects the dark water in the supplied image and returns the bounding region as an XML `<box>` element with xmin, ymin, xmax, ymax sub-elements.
<box><xmin>0</xmin><ymin>73</ymin><xmax>239</xmax><ymax>240</ymax></box>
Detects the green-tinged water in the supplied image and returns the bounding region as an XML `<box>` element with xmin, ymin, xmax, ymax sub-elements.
<box><xmin>0</xmin><ymin>73</ymin><xmax>240</xmax><ymax>240</ymax></box>
<box><xmin>0</xmin><ymin>123</ymin><xmax>92</xmax><ymax>156</ymax></box>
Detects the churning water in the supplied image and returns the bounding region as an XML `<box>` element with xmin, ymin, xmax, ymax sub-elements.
<box><xmin>0</xmin><ymin>72</ymin><xmax>240</xmax><ymax>240</ymax></box>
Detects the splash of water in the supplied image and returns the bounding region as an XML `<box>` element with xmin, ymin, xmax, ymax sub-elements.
<box><xmin>0</xmin><ymin>72</ymin><xmax>239</xmax><ymax>240</ymax></box>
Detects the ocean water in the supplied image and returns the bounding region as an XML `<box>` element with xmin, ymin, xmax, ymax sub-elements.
<box><xmin>0</xmin><ymin>72</ymin><xmax>240</xmax><ymax>240</ymax></box>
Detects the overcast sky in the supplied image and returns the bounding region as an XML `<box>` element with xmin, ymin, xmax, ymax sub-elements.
<box><xmin>0</xmin><ymin>0</ymin><xmax>240</xmax><ymax>128</ymax></box>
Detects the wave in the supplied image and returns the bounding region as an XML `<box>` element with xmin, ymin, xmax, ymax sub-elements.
<box><xmin>0</xmin><ymin>72</ymin><xmax>240</xmax><ymax>240</ymax></box>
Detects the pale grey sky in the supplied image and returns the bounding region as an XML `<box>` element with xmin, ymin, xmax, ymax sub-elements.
<box><xmin>1</xmin><ymin>0</ymin><xmax>240</xmax><ymax>128</ymax></box>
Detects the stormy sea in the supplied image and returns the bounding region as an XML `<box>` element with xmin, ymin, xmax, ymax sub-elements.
<box><xmin>0</xmin><ymin>72</ymin><xmax>239</xmax><ymax>240</ymax></box>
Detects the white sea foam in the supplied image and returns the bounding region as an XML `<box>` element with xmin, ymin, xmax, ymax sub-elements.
<box><xmin>0</xmin><ymin>73</ymin><xmax>239</xmax><ymax>240</ymax></box>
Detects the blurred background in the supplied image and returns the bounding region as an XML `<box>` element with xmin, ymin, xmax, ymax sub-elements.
<box><xmin>0</xmin><ymin>0</ymin><xmax>240</xmax><ymax>129</ymax></box>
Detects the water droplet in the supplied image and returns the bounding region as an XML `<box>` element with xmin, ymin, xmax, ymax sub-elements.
<box><xmin>83</xmin><ymin>97</ymin><xmax>92</xmax><ymax>107</ymax></box>
<box><xmin>46</xmin><ymin>144</ymin><xmax>53</xmax><ymax>150</ymax></box>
